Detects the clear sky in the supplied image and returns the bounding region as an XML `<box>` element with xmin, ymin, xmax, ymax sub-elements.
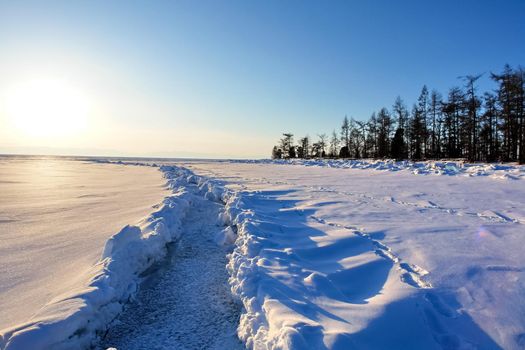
<box><xmin>1</xmin><ymin>0</ymin><xmax>524</xmax><ymax>158</ymax></box>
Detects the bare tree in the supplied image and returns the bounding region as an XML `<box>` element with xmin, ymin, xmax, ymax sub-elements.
<box><xmin>317</xmin><ymin>134</ymin><xmax>327</xmax><ymax>158</ymax></box>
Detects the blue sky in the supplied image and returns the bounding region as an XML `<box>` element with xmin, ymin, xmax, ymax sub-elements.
<box><xmin>0</xmin><ymin>1</ymin><xmax>524</xmax><ymax>158</ymax></box>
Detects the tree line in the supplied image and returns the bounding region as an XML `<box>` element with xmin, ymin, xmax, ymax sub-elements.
<box><xmin>272</xmin><ymin>64</ymin><xmax>525</xmax><ymax>164</ymax></box>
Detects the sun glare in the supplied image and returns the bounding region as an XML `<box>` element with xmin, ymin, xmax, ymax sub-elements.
<box><xmin>5</xmin><ymin>79</ymin><xmax>90</xmax><ymax>138</ymax></box>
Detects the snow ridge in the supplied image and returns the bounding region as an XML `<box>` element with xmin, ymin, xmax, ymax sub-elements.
<box><xmin>0</xmin><ymin>169</ymin><xmax>192</xmax><ymax>350</ymax></box>
<box><xmin>99</xmin><ymin>181</ymin><xmax>243</xmax><ymax>349</ymax></box>
<box><xmin>232</xmin><ymin>158</ymin><xmax>525</xmax><ymax>180</ymax></box>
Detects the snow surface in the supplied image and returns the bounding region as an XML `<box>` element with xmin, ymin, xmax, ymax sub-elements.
<box><xmin>172</xmin><ymin>159</ymin><xmax>525</xmax><ymax>350</ymax></box>
<box><xmin>0</xmin><ymin>157</ymin><xmax>170</xmax><ymax>349</ymax></box>
<box><xmin>2</xmin><ymin>157</ymin><xmax>524</xmax><ymax>349</ymax></box>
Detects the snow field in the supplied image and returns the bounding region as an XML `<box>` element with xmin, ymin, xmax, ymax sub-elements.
<box><xmin>169</xmin><ymin>165</ymin><xmax>466</xmax><ymax>348</ymax></box>
<box><xmin>4</xmin><ymin>158</ymin><xmax>523</xmax><ymax>349</ymax></box>
<box><xmin>1</xmin><ymin>169</ymin><xmax>192</xmax><ymax>349</ymax></box>
<box><xmin>0</xmin><ymin>159</ymin><xmax>170</xmax><ymax>333</ymax></box>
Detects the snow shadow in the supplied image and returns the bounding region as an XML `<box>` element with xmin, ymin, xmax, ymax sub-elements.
<box><xmin>232</xmin><ymin>189</ymin><xmax>503</xmax><ymax>349</ymax></box>
<box><xmin>243</xmin><ymin>191</ymin><xmax>393</xmax><ymax>296</ymax></box>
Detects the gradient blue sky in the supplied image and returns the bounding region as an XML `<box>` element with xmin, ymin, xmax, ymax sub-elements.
<box><xmin>1</xmin><ymin>0</ymin><xmax>524</xmax><ymax>158</ymax></box>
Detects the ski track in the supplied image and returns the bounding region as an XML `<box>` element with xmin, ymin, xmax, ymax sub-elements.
<box><xmin>99</xmin><ymin>194</ymin><xmax>243</xmax><ymax>350</ymax></box>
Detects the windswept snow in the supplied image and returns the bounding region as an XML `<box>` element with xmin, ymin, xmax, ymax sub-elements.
<box><xmin>176</xmin><ymin>160</ymin><xmax>525</xmax><ymax>350</ymax></box>
<box><xmin>0</xmin><ymin>157</ymin><xmax>170</xmax><ymax>349</ymax></box>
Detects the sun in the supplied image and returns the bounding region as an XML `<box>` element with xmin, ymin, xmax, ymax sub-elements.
<box><xmin>5</xmin><ymin>79</ymin><xmax>90</xmax><ymax>138</ymax></box>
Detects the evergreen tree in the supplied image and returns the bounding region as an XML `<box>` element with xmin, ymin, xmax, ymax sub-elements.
<box><xmin>271</xmin><ymin>146</ymin><xmax>282</xmax><ymax>159</ymax></box>
<box><xmin>492</xmin><ymin>65</ymin><xmax>518</xmax><ymax>161</ymax></box>
<box><xmin>376</xmin><ymin>108</ymin><xmax>392</xmax><ymax>158</ymax></box>
<box><xmin>367</xmin><ymin>113</ymin><xmax>378</xmax><ymax>158</ymax></box>
<box><xmin>392</xmin><ymin>96</ymin><xmax>409</xmax><ymax>158</ymax></box>
<box><xmin>429</xmin><ymin>90</ymin><xmax>443</xmax><ymax>158</ymax></box>
<box><xmin>280</xmin><ymin>133</ymin><xmax>294</xmax><ymax>159</ymax></box>
<box><xmin>317</xmin><ymin>134</ymin><xmax>328</xmax><ymax>158</ymax></box>
<box><xmin>340</xmin><ymin>116</ymin><xmax>350</xmax><ymax>153</ymax></box>
<box><xmin>481</xmin><ymin>92</ymin><xmax>499</xmax><ymax>161</ymax></box>
<box><xmin>349</xmin><ymin>118</ymin><xmax>362</xmax><ymax>158</ymax></box>
<box><xmin>289</xmin><ymin>146</ymin><xmax>296</xmax><ymax>158</ymax></box>
<box><xmin>391</xmin><ymin>127</ymin><xmax>407</xmax><ymax>160</ymax></box>
<box><xmin>461</xmin><ymin>74</ymin><xmax>482</xmax><ymax>161</ymax></box>
<box><xmin>339</xmin><ymin>146</ymin><xmax>350</xmax><ymax>158</ymax></box>
<box><xmin>298</xmin><ymin>136</ymin><xmax>311</xmax><ymax>158</ymax></box>
<box><xmin>409</xmin><ymin>105</ymin><xmax>424</xmax><ymax>160</ymax></box>
<box><xmin>417</xmin><ymin>86</ymin><xmax>429</xmax><ymax>157</ymax></box>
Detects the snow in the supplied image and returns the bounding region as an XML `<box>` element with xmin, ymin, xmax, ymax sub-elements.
<box><xmin>0</xmin><ymin>156</ymin><xmax>170</xmax><ymax>349</ymax></box>
<box><xmin>2</xmin><ymin>156</ymin><xmax>524</xmax><ymax>349</ymax></box>
<box><xmin>174</xmin><ymin>159</ymin><xmax>525</xmax><ymax>350</ymax></box>
<box><xmin>232</xmin><ymin>158</ymin><xmax>525</xmax><ymax>180</ymax></box>
<box><xmin>99</xmin><ymin>177</ymin><xmax>243</xmax><ymax>350</ymax></box>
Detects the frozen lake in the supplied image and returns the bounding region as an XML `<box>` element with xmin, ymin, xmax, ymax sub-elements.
<box><xmin>0</xmin><ymin>156</ymin><xmax>169</xmax><ymax>332</ymax></box>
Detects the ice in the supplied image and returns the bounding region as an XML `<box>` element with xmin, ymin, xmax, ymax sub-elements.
<box><xmin>99</xmin><ymin>173</ymin><xmax>243</xmax><ymax>350</ymax></box>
